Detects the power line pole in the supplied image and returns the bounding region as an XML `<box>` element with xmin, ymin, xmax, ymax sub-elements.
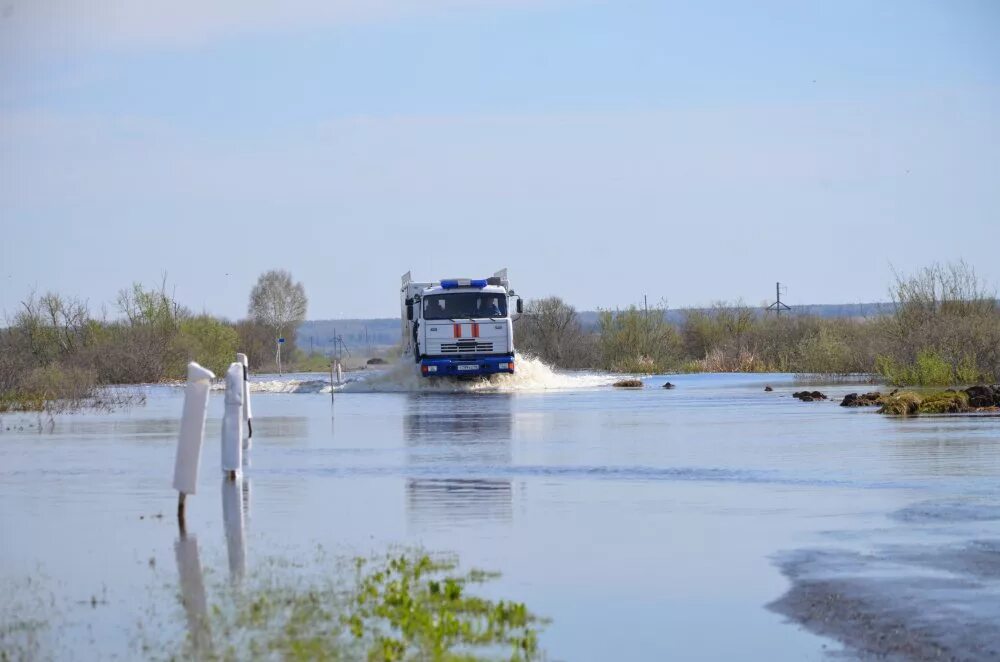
<box><xmin>766</xmin><ymin>282</ymin><xmax>791</xmax><ymax>317</ymax></box>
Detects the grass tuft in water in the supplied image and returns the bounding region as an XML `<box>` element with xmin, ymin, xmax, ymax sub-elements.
<box><xmin>878</xmin><ymin>390</ymin><xmax>970</xmax><ymax>416</ymax></box>
<box><xmin>170</xmin><ymin>552</ymin><xmax>544</xmax><ymax>662</ymax></box>
<box><xmin>612</xmin><ymin>379</ymin><xmax>643</xmax><ymax>388</ymax></box>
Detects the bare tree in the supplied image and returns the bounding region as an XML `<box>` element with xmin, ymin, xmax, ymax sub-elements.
<box><xmin>13</xmin><ymin>290</ymin><xmax>91</xmax><ymax>363</ymax></box>
<box><xmin>516</xmin><ymin>296</ymin><xmax>598</xmax><ymax>369</ymax></box>
<box><xmin>248</xmin><ymin>270</ymin><xmax>308</xmax><ymax>373</ymax></box>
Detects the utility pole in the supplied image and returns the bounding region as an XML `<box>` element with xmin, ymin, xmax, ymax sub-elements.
<box><xmin>766</xmin><ymin>282</ymin><xmax>791</xmax><ymax>317</ymax></box>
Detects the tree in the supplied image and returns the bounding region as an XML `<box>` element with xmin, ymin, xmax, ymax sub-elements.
<box><xmin>598</xmin><ymin>304</ymin><xmax>682</xmax><ymax>373</ymax></box>
<box><xmin>248</xmin><ymin>270</ymin><xmax>308</xmax><ymax>373</ymax></box>
<box><xmin>177</xmin><ymin>315</ymin><xmax>240</xmax><ymax>378</ymax></box>
<box><xmin>516</xmin><ymin>297</ymin><xmax>590</xmax><ymax>368</ymax></box>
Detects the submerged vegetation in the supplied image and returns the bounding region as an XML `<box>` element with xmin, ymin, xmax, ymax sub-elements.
<box><xmin>612</xmin><ymin>379</ymin><xmax>643</xmax><ymax>388</ymax></box>
<box><xmin>153</xmin><ymin>552</ymin><xmax>544</xmax><ymax>662</ymax></box>
<box><xmin>516</xmin><ymin>262</ymin><xmax>1000</xmax><ymax>385</ymax></box>
<box><xmin>879</xmin><ymin>390</ymin><xmax>970</xmax><ymax>416</ymax></box>
<box><xmin>2</xmin><ymin>552</ymin><xmax>544</xmax><ymax>662</ymax></box>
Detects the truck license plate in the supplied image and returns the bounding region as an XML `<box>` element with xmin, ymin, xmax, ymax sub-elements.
<box><xmin>457</xmin><ymin>364</ymin><xmax>479</xmax><ymax>371</ymax></box>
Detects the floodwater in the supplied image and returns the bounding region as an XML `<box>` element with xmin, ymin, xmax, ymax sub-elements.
<box><xmin>2</xmin><ymin>366</ymin><xmax>1000</xmax><ymax>660</ymax></box>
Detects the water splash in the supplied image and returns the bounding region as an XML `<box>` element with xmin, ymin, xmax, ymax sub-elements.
<box><xmin>341</xmin><ymin>354</ymin><xmax>617</xmax><ymax>393</ymax></box>
<box><xmin>248</xmin><ymin>379</ymin><xmax>331</xmax><ymax>394</ymax></box>
<box><xmin>245</xmin><ymin>356</ymin><xmax>617</xmax><ymax>394</ymax></box>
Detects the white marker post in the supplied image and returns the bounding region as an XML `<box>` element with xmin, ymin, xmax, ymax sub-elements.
<box><xmin>221</xmin><ymin>362</ymin><xmax>243</xmax><ymax>479</ymax></box>
<box><xmin>173</xmin><ymin>362</ymin><xmax>215</xmax><ymax>529</ymax></box>
<box><xmin>236</xmin><ymin>353</ymin><xmax>253</xmax><ymax>458</ymax></box>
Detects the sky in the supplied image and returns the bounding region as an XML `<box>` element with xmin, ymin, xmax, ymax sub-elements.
<box><xmin>1</xmin><ymin>0</ymin><xmax>998</xmax><ymax>320</ymax></box>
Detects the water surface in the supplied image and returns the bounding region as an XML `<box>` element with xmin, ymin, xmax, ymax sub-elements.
<box><xmin>2</xmin><ymin>371</ymin><xmax>999</xmax><ymax>659</ymax></box>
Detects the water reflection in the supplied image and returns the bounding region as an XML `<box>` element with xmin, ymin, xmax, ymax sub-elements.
<box><xmin>884</xmin><ymin>418</ymin><xmax>1000</xmax><ymax>478</ymax></box>
<box><xmin>222</xmin><ymin>479</ymin><xmax>248</xmax><ymax>582</ymax></box>
<box><xmin>173</xmin><ymin>533</ymin><xmax>212</xmax><ymax>655</ymax></box>
<box><xmin>404</xmin><ymin>396</ymin><xmax>513</xmax><ymax>443</ymax></box>
<box><xmin>251</xmin><ymin>416</ymin><xmax>309</xmax><ymax>440</ymax></box>
<box><xmin>404</xmin><ymin>394</ymin><xmax>514</xmax><ymax>527</ymax></box>
<box><xmin>406</xmin><ymin>478</ymin><xmax>513</xmax><ymax>525</ymax></box>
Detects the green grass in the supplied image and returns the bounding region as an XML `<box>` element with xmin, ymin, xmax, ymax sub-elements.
<box><xmin>290</xmin><ymin>353</ymin><xmax>335</xmax><ymax>373</ymax></box>
<box><xmin>169</xmin><ymin>553</ymin><xmax>545</xmax><ymax>662</ymax></box>
<box><xmin>875</xmin><ymin>350</ymin><xmax>988</xmax><ymax>387</ymax></box>
<box><xmin>878</xmin><ymin>390</ymin><xmax>971</xmax><ymax>416</ymax></box>
<box><xmin>916</xmin><ymin>390</ymin><xmax>969</xmax><ymax>414</ymax></box>
<box><xmin>0</xmin><ymin>392</ymin><xmax>46</xmax><ymax>413</ymax></box>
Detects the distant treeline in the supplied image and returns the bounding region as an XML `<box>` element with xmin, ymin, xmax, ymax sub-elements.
<box><xmin>3</xmin><ymin>263</ymin><xmax>997</xmax><ymax>411</ymax></box>
<box><xmin>572</xmin><ymin>302</ymin><xmax>897</xmax><ymax>331</ymax></box>
<box><xmin>0</xmin><ymin>281</ymin><xmax>307</xmax><ymax>411</ymax></box>
<box><xmin>516</xmin><ymin>262</ymin><xmax>1000</xmax><ymax>385</ymax></box>
<box><xmin>298</xmin><ymin>304</ymin><xmax>898</xmax><ymax>353</ymax></box>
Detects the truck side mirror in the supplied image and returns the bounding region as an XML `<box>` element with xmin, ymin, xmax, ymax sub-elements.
<box><xmin>516</xmin><ymin>298</ymin><xmax>523</xmax><ymax>314</ymax></box>
<box><xmin>407</xmin><ymin>305</ymin><xmax>414</xmax><ymax>321</ymax></box>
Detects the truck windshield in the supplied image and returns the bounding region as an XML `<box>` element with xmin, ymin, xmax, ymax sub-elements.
<box><xmin>423</xmin><ymin>293</ymin><xmax>507</xmax><ymax>320</ymax></box>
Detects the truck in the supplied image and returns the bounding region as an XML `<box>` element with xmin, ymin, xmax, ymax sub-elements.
<box><xmin>401</xmin><ymin>269</ymin><xmax>523</xmax><ymax>377</ymax></box>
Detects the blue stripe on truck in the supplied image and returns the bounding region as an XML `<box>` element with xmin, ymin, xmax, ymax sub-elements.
<box><xmin>420</xmin><ymin>355</ymin><xmax>514</xmax><ymax>377</ymax></box>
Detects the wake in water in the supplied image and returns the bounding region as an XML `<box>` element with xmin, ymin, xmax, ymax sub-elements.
<box><xmin>344</xmin><ymin>354</ymin><xmax>616</xmax><ymax>393</ymax></box>
<box><xmin>248</xmin><ymin>355</ymin><xmax>617</xmax><ymax>394</ymax></box>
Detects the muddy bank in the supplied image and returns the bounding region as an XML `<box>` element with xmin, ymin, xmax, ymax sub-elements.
<box><xmin>770</xmin><ymin>539</ymin><xmax>1000</xmax><ymax>660</ymax></box>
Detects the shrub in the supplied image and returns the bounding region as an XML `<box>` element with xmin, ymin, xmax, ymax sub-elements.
<box><xmin>599</xmin><ymin>305</ymin><xmax>682</xmax><ymax>373</ymax></box>
<box><xmin>176</xmin><ymin>315</ymin><xmax>240</xmax><ymax>378</ymax></box>
<box><xmin>876</xmin><ymin>351</ymin><xmax>953</xmax><ymax>386</ymax></box>
<box><xmin>794</xmin><ymin>327</ymin><xmax>854</xmax><ymax>375</ymax></box>
<box><xmin>877</xmin><ymin>262</ymin><xmax>1000</xmax><ymax>383</ymax></box>
<box><xmin>515</xmin><ymin>297</ymin><xmax>598</xmax><ymax>369</ymax></box>
<box><xmin>874</xmin><ymin>350</ymin><xmax>989</xmax><ymax>386</ymax></box>
<box><xmin>234</xmin><ymin>319</ymin><xmax>284</xmax><ymax>372</ymax></box>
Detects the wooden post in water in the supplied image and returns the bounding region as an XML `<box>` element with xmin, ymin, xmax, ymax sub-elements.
<box><xmin>177</xmin><ymin>492</ymin><xmax>187</xmax><ymax>533</ymax></box>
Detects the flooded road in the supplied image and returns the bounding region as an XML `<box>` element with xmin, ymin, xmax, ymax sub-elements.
<box><xmin>2</xmin><ymin>371</ymin><xmax>999</xmax><ymax>660</ymax></box>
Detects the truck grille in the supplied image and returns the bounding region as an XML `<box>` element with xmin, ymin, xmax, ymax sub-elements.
<box><xmin>439</xmin><ymin>341</ymin><xmax>494</xmax><ymax>354</ymax></box>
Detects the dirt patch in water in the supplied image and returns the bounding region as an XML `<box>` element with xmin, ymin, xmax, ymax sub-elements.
<box><xmin>770</xmin><ymin>545</ymin><xmax>1000</xmax><ymax>660</ymax></box>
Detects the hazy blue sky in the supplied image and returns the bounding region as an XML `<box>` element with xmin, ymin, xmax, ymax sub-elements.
<box><xmin>2</xmin><ymin>0</ymin><xmax>998</xmax><ymax>319</ymax></box>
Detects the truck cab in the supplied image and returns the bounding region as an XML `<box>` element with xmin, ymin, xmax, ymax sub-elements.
<box><xmin>401</xmin><ymin>270</ymin><xmax>523</xmax><ymax>377</ymax></box>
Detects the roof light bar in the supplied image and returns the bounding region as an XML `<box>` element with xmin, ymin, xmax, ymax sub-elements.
<box><xmin>440</xmin><ymin>278</ymin><xmax>488</xmax><ymax>289</ymax></box>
